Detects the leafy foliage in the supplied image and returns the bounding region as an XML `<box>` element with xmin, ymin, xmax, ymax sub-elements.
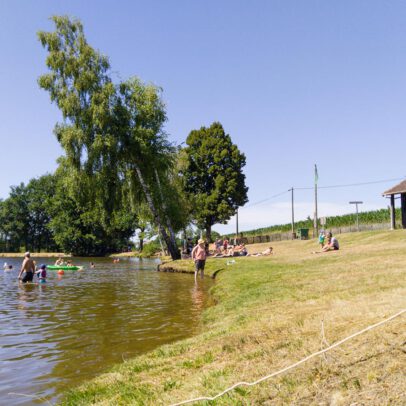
<box><xmin>182</xmin><ymin>122</ymin><xmax>248</xmax><ymax>241</ymax></box>
<box><xmin>0</xmin><ymin>174</ymin><xmax>58</xmax><ymax>252</ymax></box>
<box><xmin>37</xmin><ymin>16</ymin><xmax>182</xmax><ymax>257</ymax></box>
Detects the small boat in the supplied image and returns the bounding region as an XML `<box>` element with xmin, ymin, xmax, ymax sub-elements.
<box><xmin>47</xmin><ymin>265</ymin><xmax>82</xmax><ymax>271</ymax></box>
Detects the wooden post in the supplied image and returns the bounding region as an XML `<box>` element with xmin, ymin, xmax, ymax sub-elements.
<box><xmin>290</xmin><ymin>187</ymin><xmax>295</xmax><ymax>239</ymax></box>
<box><xmin>390</xmin><ymin>195</ymin><xmax>396</xmax><ymax>230</ymax></box>
<box><xmin>401</xmin><ymin>193</ymin><xmax>406</xmax><ymax>229</ymax></box>
<box><xmin>314</xmin><ymin>184</ymin><xmax>318</xmax><ymax>237</ymax></box>
<box><xmin>314</xmin><ymin>164</ymin><xmax>319</xmax><ymax>238</ymax></box>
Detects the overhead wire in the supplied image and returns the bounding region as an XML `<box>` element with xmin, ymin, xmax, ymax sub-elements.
<box><xmin>243</xmin><ymin>189</ymin><xmax>290</xmax><ymax>208</ymax></box>
<box><xmin>242</xmin><ymin>176</ymin><xmax>406</xmax><ymax>209</ymax></box>
<box><xmin>295</xmin><ymin>176</ymin><xmax>406</xmax><ymax>191</ymax></box>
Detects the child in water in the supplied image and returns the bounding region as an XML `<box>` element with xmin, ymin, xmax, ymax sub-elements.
<box><xmin>36</xmin><ymin>264</ymin><xmax>47</xmax><ymax>283</ymax></box>
<box><xmin>3</xmin><ymin>262</ymin><xmax>13</xmax><ymax>271</ymax></box>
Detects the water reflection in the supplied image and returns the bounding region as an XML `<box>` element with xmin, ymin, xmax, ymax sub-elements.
<box><xmin>0</xmin><ymin>257</ymin><xmax>213</xmax><ymax>405</ymax></box>
<box><xmin>191</xmin><ymin>282</ymin><xmax>205</xmax><ymax>313</ymax></box>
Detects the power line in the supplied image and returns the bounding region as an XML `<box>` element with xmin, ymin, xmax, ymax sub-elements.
<box><xmin>243</xmin><ymin>190</ymin><xmax>290</xmax><ymax>208</ymax></box>
<box><xmin>242</xmin><ymin>176</ymin><xmax>406</xmax><ymax>209</ymax></box>
<box><xmin>295</xmin><ymin>177</ymin><xmax>405</xmax><ymax>191</ymax></box>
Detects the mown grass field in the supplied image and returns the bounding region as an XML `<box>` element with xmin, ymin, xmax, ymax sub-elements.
<box><xmin>62</xmin><ymin>230</ymin><xmax>406</xmax><ymax>405</ymax></box>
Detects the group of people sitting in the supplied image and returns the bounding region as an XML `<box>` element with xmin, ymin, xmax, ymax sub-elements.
<box><xmin>55</xmin><ymin>258</ymin><xmax>74</xmax><ymax>266</ymax></box>
<box><xmin>314</xmin><ymin>231</ymin><xmax>339</xmax><ymax>253</ymax></box>
<box><xmin>182</xmin><ymin>237</ymin><xmax>274</xmax><ymax>259</ymax></box>
<box><xmin>213</xmin><ymin>243</ymin><xmax>248</xmax><ymax>257</ymax></box>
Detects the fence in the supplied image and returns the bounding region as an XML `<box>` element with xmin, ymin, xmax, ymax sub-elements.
<box><xmin>239</xmin><ymin>222</ymin><xmax>393</xmax><ymax>245</ymax></box>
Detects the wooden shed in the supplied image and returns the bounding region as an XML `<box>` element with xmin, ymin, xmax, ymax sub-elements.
<box><xmin>382</xmin><ymin>180</ymin><xmax>406</xmax><ymax>229</ymax></box>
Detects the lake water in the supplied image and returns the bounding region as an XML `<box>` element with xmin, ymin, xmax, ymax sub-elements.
<box><xmin>0</xmin><ymin>257</ymin><xmax>212</xmax><ymax>405</ymax></box>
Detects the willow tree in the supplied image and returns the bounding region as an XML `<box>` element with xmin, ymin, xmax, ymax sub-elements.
<box><xmin>38</xmin><ymin>16</ymin><xmax>180</xmax><ymax>259</ymax></box>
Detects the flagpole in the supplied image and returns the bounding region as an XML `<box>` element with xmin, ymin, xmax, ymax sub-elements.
<box><xmin>314</xmin><ymin>164</ymin><xmax>318</xmax><ymax>238</ymax></box>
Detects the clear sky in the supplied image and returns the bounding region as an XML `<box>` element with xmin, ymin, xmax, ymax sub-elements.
<box><xmin>1</xmin><ymin>0</ymin><xmax>406</xmax><ymax>234</ymax></box>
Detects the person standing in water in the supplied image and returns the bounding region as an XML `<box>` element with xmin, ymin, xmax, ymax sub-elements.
<box><xmin>36</xmin><ymin>264</ymin><xmax>47</xmax><ymax>283</ymax></box>
<box><xmin>191</xmin><ymin>239</ymin><xmax>206</xmax><ymax>282</ymax></box>
<box><xmin>18</xmin><ymin>252</ymin><xmax>36</xmax><ymax>283</ymax></box>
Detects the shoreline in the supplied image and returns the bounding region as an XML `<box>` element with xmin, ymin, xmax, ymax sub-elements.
<box><xmin>0</xmin><ymin>252</ymin><xmax>67</xmax><ymax>258</ymax></box>
<box><xmin>158</xmin><ymin>259</ymin><xmax>225</xmax><ymax>279</ymax></box>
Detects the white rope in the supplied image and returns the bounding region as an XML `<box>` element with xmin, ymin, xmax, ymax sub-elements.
<box><xmin>170</xmin><ymin>308</ymin><xmax>406</xmax><ymax>406</ymax></box>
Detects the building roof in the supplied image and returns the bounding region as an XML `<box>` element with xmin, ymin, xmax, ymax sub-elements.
<box><xmin>383</xmin><ymin>179</ymin><xmax>406</xmax><ymax>196</ymax></box>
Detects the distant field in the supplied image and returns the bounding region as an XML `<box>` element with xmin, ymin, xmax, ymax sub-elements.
<box><xmin>63</xmin><ymin>230</ymin><xmax>406</xmax><ymax>405</ymax></box>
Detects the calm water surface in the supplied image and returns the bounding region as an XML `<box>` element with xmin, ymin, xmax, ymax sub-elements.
<box><xmin>0</xmin><ymin>257</ymin><xmax>213</xmax><ymax>405</ymax></box>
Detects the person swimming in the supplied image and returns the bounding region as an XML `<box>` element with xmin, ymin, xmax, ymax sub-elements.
<box><xmin>55</xmin><ymin>257</ymin><xmax>64</xmax><ymax>266</ymax></box>
<box><xmin>3</xmin><ymin>262</ymin><xmax>13</xmax><ymax>271</ymax></box>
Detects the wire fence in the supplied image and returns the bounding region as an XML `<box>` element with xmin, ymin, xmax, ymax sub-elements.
<box><xmin>238</xmin><ymin>222</ymin><xmax>392</xmax><ymax>245</ymax></box>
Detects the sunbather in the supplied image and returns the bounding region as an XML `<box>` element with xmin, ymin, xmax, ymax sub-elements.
<box><xmin>249</xmin><ymin>246</ymin><xmax>273</xmax><ymax>256</ymax></box>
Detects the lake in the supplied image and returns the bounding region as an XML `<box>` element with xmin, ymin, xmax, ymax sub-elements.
<box><xmin>0</xmin><ymin>257</ymin><xmax>213</xmax><ymax>405</ymax></box>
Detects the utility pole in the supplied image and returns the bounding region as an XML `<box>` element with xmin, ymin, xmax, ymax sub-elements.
<box><xmin>314</xmin><ymin>164</ymin><xmax>319</xmax><ymax>238</ymax></box>
<box><xmin>349</xmin><ymin>201</ymin><xmax>363</xmax><ymax>231</ymax></box>
<box><xmin>290</xmin><ymin>187</ymin><xmax>295</xmax><ymax>239</ymax></box>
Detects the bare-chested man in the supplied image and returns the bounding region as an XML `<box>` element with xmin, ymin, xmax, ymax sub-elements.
<box><xmin>18</xmin><ymin>252</ymin><xmax>36</xmax><ymax>283</ymax></box>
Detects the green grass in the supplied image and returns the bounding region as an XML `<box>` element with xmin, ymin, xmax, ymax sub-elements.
<box><xmin>61</xmin><ymin>230</ymin><xmax>406</xmax><ymax>405</ymax></box>
<box><xmin>158</xmin><ymin>258</ymin><xmax>226</xmax><ymax>279</ymax></box>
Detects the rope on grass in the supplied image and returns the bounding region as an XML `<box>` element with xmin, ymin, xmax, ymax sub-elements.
<box><xmin>170</xmin><ymin>308</ymin><xmax>406</xmax><ymax>406</ymax></box>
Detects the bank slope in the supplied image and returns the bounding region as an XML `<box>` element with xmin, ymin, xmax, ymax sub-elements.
<box><xmin>62</xmin><ymin>230</ymin><xmax>406</xmax><ymax>405</ymax></box>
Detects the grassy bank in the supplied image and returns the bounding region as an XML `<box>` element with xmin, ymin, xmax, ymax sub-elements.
<box><xmin>158</xmin><ymin>258</ymin><xmax>228</xmax><ymax>278</ymax></box>
<box><xmin>63</xmin><ymin>230</ymin><xmax>406</xmax><ymax>405</ymax></box>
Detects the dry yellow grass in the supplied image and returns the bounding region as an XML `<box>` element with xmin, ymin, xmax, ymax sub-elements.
<box><xmin>63</xmin><ymin>230</ymin><xmax>406</xmax><ymax>405</ymax></box>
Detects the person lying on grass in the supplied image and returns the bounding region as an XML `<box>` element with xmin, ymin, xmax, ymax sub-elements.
<box><xmin>248</xmin><ymin>246</ymin><xmax>273</xmax><ymax>257</ymax></box>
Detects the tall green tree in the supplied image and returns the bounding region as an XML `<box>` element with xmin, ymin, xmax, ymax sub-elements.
<box><xmin>47</xmin><ymin>161</ymin><xmax>135</xmax><ymax>255</ymax></box>
<box><xmin>182</xmin><ymin>122</ymin><xmax>248</xmax><ymax>241</ymax></box>
<box><xmin>26</xmin><ymin>174</ymin><xmax>58</xmax><ymax>252</ymax></box>
<box><xmin>0</xmin><ymin>175</ymin><xmax>59</xmax><ymax>252</ymax></box>
<box><xmin>0</xmin><ymin>184</ymin><xmax>30</xmax><ymax>251</ymax></box>
<box><xmin>38</xmin><ymin>16</ymin><xmax>119</xmax><ymax>219</ymax></box>
<box><xmin>38</xmin><ymin>16</ymin><xmax>180</xmax><ymax>258</ymax></box>
<box><xmin>117</xmin><ymin>78</ymin><xmax>181</xmax><ymax>259</ymax></box>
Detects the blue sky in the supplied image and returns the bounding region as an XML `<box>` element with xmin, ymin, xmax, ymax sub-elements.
<box><xmin>1</xmin><ymin>1</ymin><xmax>405</xmax><ymax>234</ymax></box>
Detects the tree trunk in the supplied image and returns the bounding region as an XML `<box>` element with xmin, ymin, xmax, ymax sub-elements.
<box><xmin>139</xmin><ymin>226</ymin><xmax>145</xmax><ymax>251</ymax></box>
<box><xmin>154</xmin><ymin>168</ymin><xmax>179</xmax><ymax>250</ymax></box>
<box><xmin>134</xmin><ymin>164</ymin><xmax>180</xmax><ymax>260</ymax></box>
<box><xmin>205</xmin><ymin>224</ymin><xmax>212</xmax><ymax>243</ymax></box>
